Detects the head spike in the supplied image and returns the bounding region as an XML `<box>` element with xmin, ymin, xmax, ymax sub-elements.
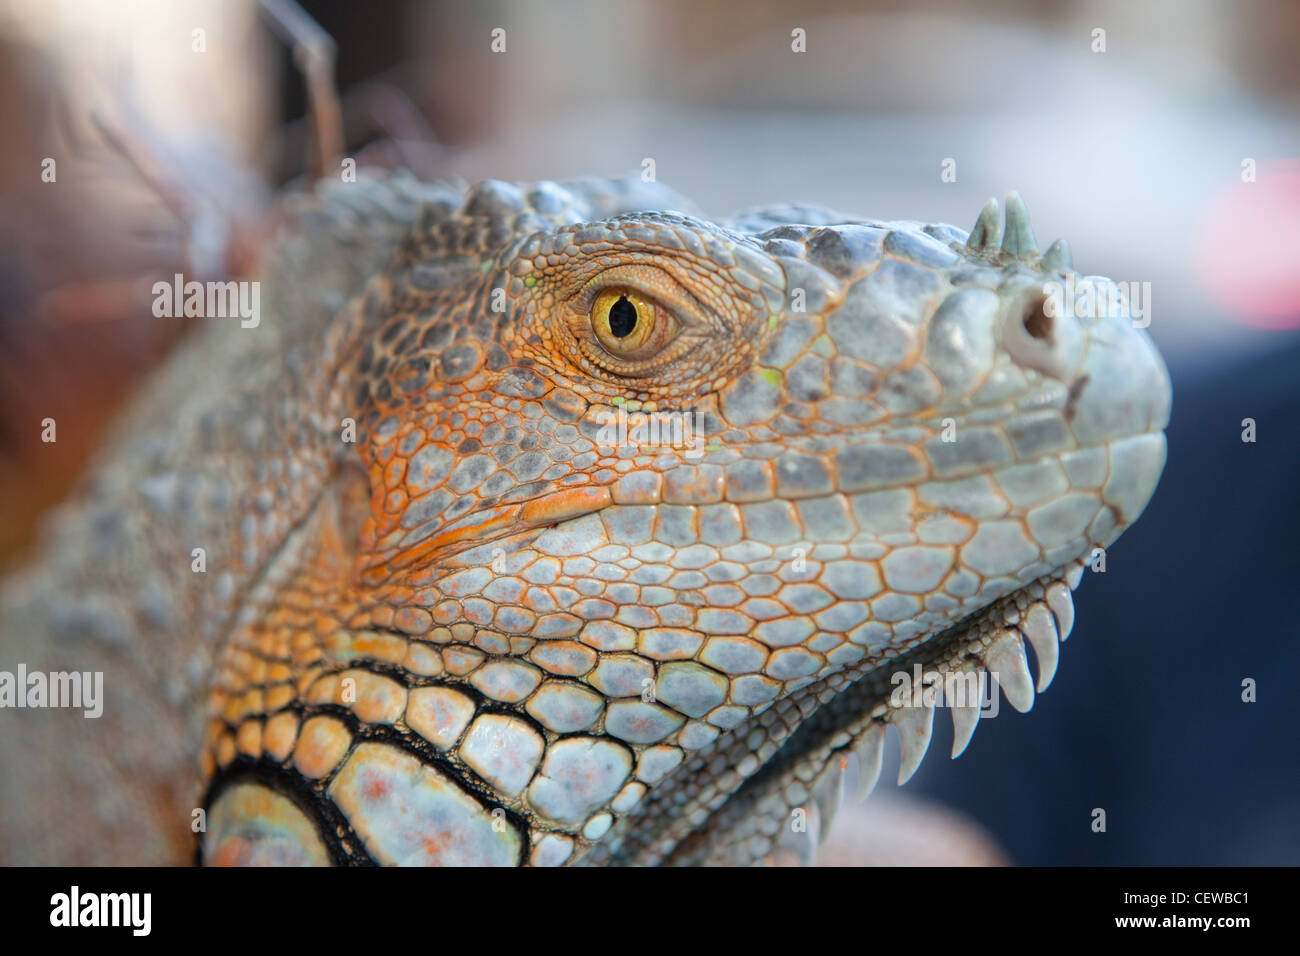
<box><xmin>1042</xmin><ymin>237</ymin><xmax>1073</xmax><ymax>273</ymax></box>
<box><xmin>966</xmin><ymin>197</ymin><xmax>1000</xmax><ymax>252</ymax></box>
<box><xmin>1000</xmin><ymin>191</ymin><xmax>1038</xmax><ymax>259</ymax></box>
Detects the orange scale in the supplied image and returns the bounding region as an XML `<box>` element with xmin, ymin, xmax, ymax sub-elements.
<box><xmin>403</xmin><ymin>643</ymin><xmax>444</xmax><ymax>676</ymax></box>
<box><xmin>265</xmin><ymin>683</ymin><xmax>295</xmax><ymax>711</ymax></box>
<box><xmin>345</xmin><ymin>671</ymin><xmax>408</xmax><ymax>725</ymax></box>
<box><xmin>295</xmin><ymin>666</ymin><xmax>325</xmax><ymax>694</ymax></box>
<box><xmin>293</xmin><ymin>716</ymin><xmax>352</xmax><ymax>779</ymax></box>
<box><xmin>235</xmin><ymin>720</ymin><xmax>263</xmax><ymax>757</ymax></box>
<box><xmin>432</xmin><ymin>601</ymin><xmax>462</xmax><ymax>624</ymax></box>
<box><xmin>354</xmin><ymin>631</ymin><xmax>411</xmax><ymax>663</ymax></box>
<box><xmin>322</xmin><ymin>631</ymin><xmax>353</xmax><ymax>658</ymax></box>
<box><xmin>291</xmin><ymin>644</ymin><xmax>324</xmax><ymax>668</ymax></box>
<box><xmin>393</xmin><ymin>607</ymin><xmax>432</xmax><ymax>636</ymax></box>
<box><xmin>263</xmin><ymin>711</ymin><xmax>299</xmax><ymax>762</ymax></box>
<box><xmin>246</xmin><ymin>656</ymin><xmax>268</xmax><ymax>684</ymax></box>
<box><xmin>519</xmin><ymin>591</ymin><xmax>550</xmax><ymax>613</ymax></box>
<box><xmin>215</xmin><ymin>732</ymin><xmax>237</xmax><ymax>768</ymax></box>
<box><xmin>241</xmin><ymin>687</ymin><xmax>265</xmax><ymax>716</ymax></box>
<box><xmin>221</xmin><ymin>694</ymin><xmax>248</xmax><ymax>724</ymax></box>
<box><xmin>304</xmin><ymin>675</ymin><xmax>341</xmax><ymax>707</ymax></box>
<box><xmin>228</xmin><ymin>648</ymin><xmax>256</xmax><ymax>676</ymax></box>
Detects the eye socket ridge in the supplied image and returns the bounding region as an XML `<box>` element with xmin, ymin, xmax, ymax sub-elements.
<box><xmin>575</xmin><ymin>262</ymin><xmax>709</xmax><ymax>326</ymax></box>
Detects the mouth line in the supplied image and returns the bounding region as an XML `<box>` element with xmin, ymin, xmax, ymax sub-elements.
<box><xmin>366</xmin><ymin>485</ymin><xmax>614</xmax><ymax>581</ymax></box>
<box><xmin>373</xmin><ymin>413</ymin><xmax>1159</xmax><ymax>585</ymax></box>
<box><xmin>592</xmin><ymin>559</ymin><xmax>1084</xmax><ymax>866</ymax></box>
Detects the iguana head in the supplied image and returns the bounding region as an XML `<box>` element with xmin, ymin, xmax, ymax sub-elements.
<box><xmin>202</xmin><ymin>175</ymin><xmax>1170</xmax><ymax>865</ymax></box>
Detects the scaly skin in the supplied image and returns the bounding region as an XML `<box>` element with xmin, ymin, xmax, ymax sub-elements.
<box><xmin>0</xmin><ymin>173</ymin><xmax>1170</xmax><ymax>865</ymax></box>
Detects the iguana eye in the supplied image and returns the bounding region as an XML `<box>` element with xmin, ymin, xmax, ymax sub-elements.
<box><xmin>590</xmin><ymin>288</ymin><xmax>680</xmax><ymax>360</ymax></box>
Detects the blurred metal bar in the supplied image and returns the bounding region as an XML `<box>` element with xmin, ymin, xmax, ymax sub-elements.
<box><xmin>258</xmin><ymin>0</ymin><xmax>343</xmax><ymax>179</ymax></box>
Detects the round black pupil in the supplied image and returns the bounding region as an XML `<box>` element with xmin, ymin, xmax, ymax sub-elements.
<box><xmin>609</xmin><ymin>296</ymin><xmax>638</xmax><ymax>338</ymax></box>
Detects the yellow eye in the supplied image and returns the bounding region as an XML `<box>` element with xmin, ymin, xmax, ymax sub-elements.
<box><xmin>590</xmin><ymin>288</ymin><xmax>678</xmax><ymax>359</ymax></box>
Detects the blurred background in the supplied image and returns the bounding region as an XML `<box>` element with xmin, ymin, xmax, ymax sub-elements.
<box><xmin>0</xmin><ymin>0</ymin><xmax>1295</xmax><ymax>864</ymax></box>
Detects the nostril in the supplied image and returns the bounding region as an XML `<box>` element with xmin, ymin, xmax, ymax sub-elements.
<box><xmin>1002</xmin><ymin>287</ymin><xmax>1082</xmax><ymax>382</ymax></box>
<box><xmin>1022</xmin><ymin>297</ymin><xmax>1053</xmax><ymax>342</ymax></box>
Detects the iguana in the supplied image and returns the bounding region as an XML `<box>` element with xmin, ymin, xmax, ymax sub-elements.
<box><xmin>0</xmin><ymin>172</ymin><xmax>1170</xmax><ymax>865</ymax></box>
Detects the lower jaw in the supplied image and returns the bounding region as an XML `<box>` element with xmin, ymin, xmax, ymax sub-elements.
<box><xmin>590</xmin><ymin>559</ymin><xmax>1085</xmax><ymax>866</ymax></box>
